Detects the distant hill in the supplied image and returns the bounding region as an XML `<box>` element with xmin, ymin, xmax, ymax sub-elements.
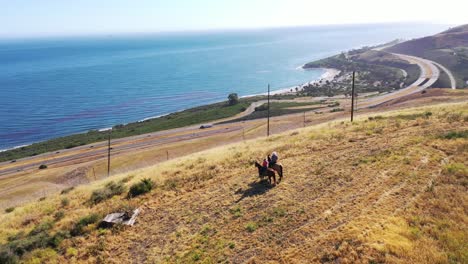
<box><xmin>385</xmin><ymin>24</ymin><xmax>468</xmax><ymax>88</ymax></box>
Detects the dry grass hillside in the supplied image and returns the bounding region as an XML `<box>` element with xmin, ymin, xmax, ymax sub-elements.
<box><xmin>0</xmin><ymin>102</ymin><xmax>467</xmax><ymax>263</ymax></box>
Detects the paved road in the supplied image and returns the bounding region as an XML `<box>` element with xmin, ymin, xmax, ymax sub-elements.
<box><xmin>362</xmin><ymin>53</ymin><xmax>441</xmax><ymax>108</ymax></box>
<box><xmin>431</xmin><ymin>61</ymin><xmax>457</xmax><ymax>89</ymax></box>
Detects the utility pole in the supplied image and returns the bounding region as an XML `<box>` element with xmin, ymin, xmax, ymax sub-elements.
<box><xmin>166</xmin><ymin>150</ymin><xmax>169</xmax><ymax>161</ymax></box>
<box><xmin>267</xmin><ymin>84</ymin><xmax>270</xmax><ymax>137</ymax></box>
<box><xmin>351</xmin><ymin>71</ymin><xmax>355</xmax><ymax>122</ymax></box>
<box><xmin>107</xmin><ymin>129</ymin><xmax>111</xmax><ymax>177</ymax></box>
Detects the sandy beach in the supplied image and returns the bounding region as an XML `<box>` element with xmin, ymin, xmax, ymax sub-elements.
<box><xmin>267</xmin><ymin>68</ymin><xmax>341</xmax><ymax>95</ymax></box>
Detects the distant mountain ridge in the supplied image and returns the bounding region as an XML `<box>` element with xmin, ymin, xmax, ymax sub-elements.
<box><xmin>385</xmin><ymin>24</ymin><xmax>468</xmax><ymax>87</ymax></box>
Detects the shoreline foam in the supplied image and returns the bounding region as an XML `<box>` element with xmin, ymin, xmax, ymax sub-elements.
<box><xmin>242</xmin><ymin>68</ymin><xmax>340</xmax><ymax>97</ymax></box>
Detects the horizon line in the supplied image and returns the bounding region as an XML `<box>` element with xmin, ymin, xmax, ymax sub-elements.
<box><xmin>0</xmin><ymin>21</ymin><xmax>453</xmax><ymax>41</ymax></box>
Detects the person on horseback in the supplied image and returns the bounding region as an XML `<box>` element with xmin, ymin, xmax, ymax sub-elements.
<box><xmin>261</xmin><ymin>158</ymin><xmax>269</xmax><ymax>174</ymax></box>
<box><xmin>268</xmin><ymin>151</ymin><xmax>278</xmax><ymax>168</ymax></box>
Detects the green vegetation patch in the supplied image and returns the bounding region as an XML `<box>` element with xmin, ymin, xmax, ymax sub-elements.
<box><xmin>70</xmin><ymin>213</ymin><xmax>100</xmax><ymax>236</ymax></box>
<box><xmin>439</xmin><ymin>130</ymin><xmax>468</xmax><ymax>140</ymax></box>
<box><xmin>128</xmin><ymin>178</ymin><xmax>154</xmax><ymax>198</ymax></box>
<box><xmin>88</xmin><ymin>181</ymin><xmax>126</xmax><ymax>205</ymax></box>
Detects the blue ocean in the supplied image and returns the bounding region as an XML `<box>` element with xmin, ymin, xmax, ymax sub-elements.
<box><xmin>0</xmin><ymin>23</ymin><xmax>448</xmax><ymax>150</ymax></box>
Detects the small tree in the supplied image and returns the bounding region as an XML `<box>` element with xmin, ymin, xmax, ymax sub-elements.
<box><xmin>227</xmin><ymin>93</ymin><xmax>239</xmax><ymax>105</ymax></box>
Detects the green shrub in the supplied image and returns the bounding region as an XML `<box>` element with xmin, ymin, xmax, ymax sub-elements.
<box><xmin>245</xmin><ymin>222</ymin><xmax>258</xmax><ymax>233</ymax></box>
<box><xmin>128</xmin><ymin>178</ymin><xmax>154</xmax><ymax>198</ymax></box>
<box><xmin>273</xmin><ymin>207</ymin><xmax>287</xmax><ymax>217</ymax></box>
<box><xmin>61</xmin><ymin>198</ymin><xmax>69</xmax><ymax>207</ymax></box>
<box><xmin>65</xmin><ymin>247</ymin><xmax>78</xmax><ymax>257</ymax></box>
<box><xmin>29</xmin><ymin>221</ymin><xmax>53</xmax><ymax>236</ymax></box>
<box><xmin>88</xmin><ymin>181</ymin><xmax>126</xmax><ymax>205</ymax></box>
<box><xmin>70</xmin><ymin>214</ymin><xmax>100</xmax><ymax>236</ymax></box>
<box><xmin>38</xmin><ymin>164</ymin><xmax>47</xmax><ymax>170</ymax></box>
<box><xmin>49</xmin><ymin>231</ymin><xmax>70</xmax><ymax>248</ymax></box>
<box><xmin>440</xmin><ymin>130</ymin><xmax>468</xmax><ymax>140</ymax></box>
<box><xmin>22</xmin><ymin>248</ymin><xmax>58</xmax><ymax>263</ymax></box>
<box><xmin>443</xmin><ymin>163</ymin><xmax>467</xmax><ymax>177</ymax></box>
<box><xmin>53</xmin><ymin>210</ymin><xmax>65</xmax><ymax>221</ymax></box>
<box><xmin>0</xmin><ymin>248</ymin><xmax>19</xmax><ymax>264</ymax></box>
<box><xmin>5</xmin><ymin>207</ymin><xmax>15</xmax><ymax>213</ymax></box>
<box><xmin>8</xmin><ymin>232</ymin><xmax>51</xmax><ymax>256</ymax></box>
<box><xmin>230</xmin><ymin>206</ymin><xmax>242</xmax><ymax>218</ymax></box>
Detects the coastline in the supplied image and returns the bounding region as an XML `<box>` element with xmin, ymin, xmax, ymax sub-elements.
<box><xmin>242</xmin><ymin>68</ymin><xmax>341</xmax><ymax>98</ymax></box>
<box><xmin>0</xmin><ymin>68</ymin><xmax>340</xmax><ymax>154</ymax></box>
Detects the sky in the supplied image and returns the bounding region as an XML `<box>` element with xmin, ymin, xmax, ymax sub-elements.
<box><xmin>1</xmin><ymin>0</ymin><xmax>467</xmax><ymax>38</ymax></box>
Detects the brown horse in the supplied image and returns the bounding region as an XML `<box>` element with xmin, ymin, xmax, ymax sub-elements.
<box><xmin>255</xmin><ymin>161</ymin><xmax>276</xmax><ymax>185</ymax></box>
<box><xmin>269</xmin><ymin>163</ymin><xmax>283</xmax><ymax>182</ymax></box>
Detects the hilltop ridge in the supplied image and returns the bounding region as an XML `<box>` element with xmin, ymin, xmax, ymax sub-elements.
<box><xmin>385</xmin><ymin>24</ymin><xmax>468</xmax><ymax>87</ymax></box>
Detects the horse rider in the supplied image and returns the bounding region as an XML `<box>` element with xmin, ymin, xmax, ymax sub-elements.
<box><xmin>261</xmin><ymin>158</ymin><xmax>269</xmax><ymax>174</ymax></box>
<box><xmin>268</xmin><ymin>151</ymin><xmax>278</xmax><ymax>168</ymax></box>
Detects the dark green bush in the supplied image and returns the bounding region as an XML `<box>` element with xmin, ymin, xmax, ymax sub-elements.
<box><xmin>88</xmin><ymin>181</ymin><xmax>126</xmax><ymax>205</ymax></box>
<box><xmin>5</xmin><ymin>207</ymin><xmax>15</xmax><ymax>213</ymax></box>
<box><xmin>0</xmin><ymin>248</ymin><xmax>18</xmax><ymax>264</ymax></box>
<box><xmin>29</xmin><ymin>221</ymin><xmax>53</xmax><ymax>236</ymax></box>
<box><xmin>440</xmin><ymin>130</ymin><xmax>468</xmax><ymax>140</ymax></box>
<box><xmin>228</xmin><ymin>93</ymin><xmax>239</xmax><ymax>105</ymax></box>
<box><xmin>38</xmin><ymin>164</ymin><xmax>47</xmax><ymax>170</ymax></box>
<box><xmin>48</xmin><ymin>231</ymin><xmax>70</xmax><ymax>248</ymax></box>
<box><xmin>53</xmin><ymin>211</ymin><xmax>65</xmax><ymax>221</ymax></box>
<box><xmin>70</xmin><ymin>214</ymin><xmax>100</xmax><ymax>236</ymax></box>
<box><xmin>8</xmin><ymin>232</ymin><xmax>51</xmax><ymax>256</ymax></box>
<box><xmin>128</xmin><ymin>178</ymin><xmax>154</xmax><ymax>198</ymax></box>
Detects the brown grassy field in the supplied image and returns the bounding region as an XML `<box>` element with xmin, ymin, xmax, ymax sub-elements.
<box><xmin>0</xmin><ymin>100</ymin><xmax>466</xmax><ymax>263</ymax></box>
